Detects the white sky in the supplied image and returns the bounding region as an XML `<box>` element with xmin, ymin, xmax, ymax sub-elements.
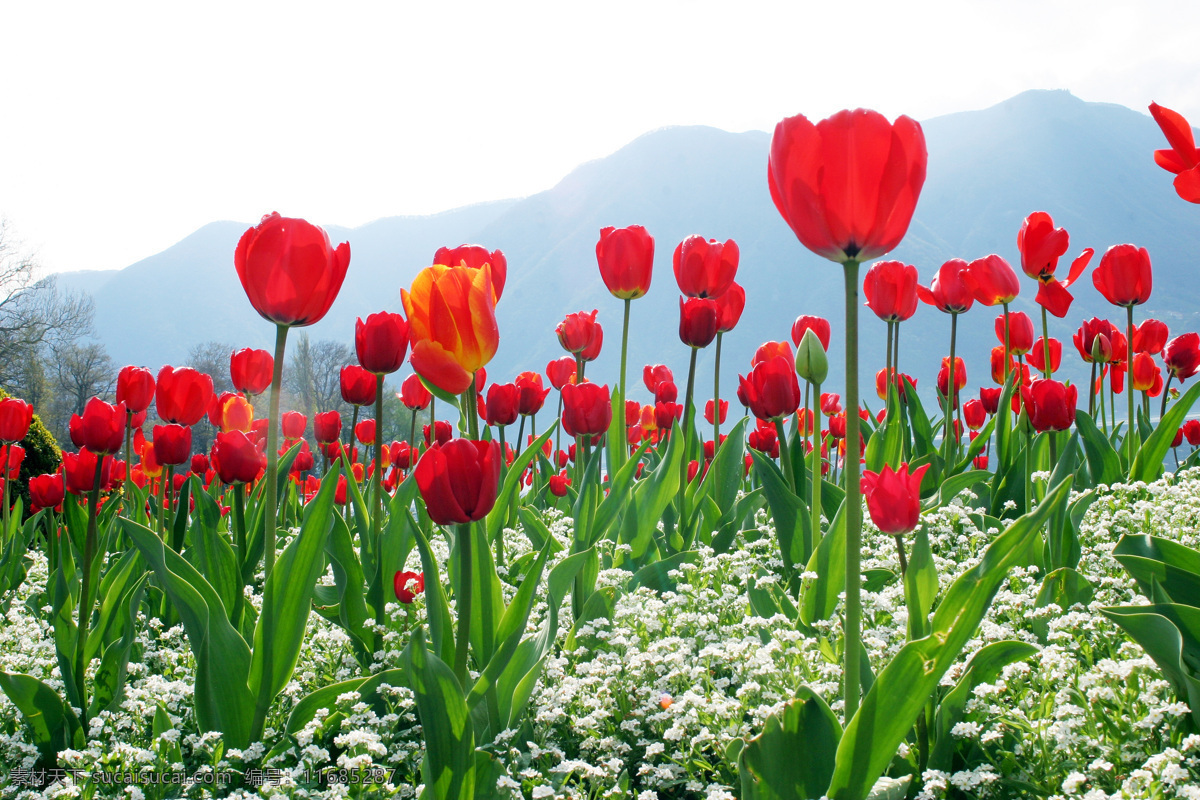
<box><xmin>1</xmin><ymin>0</ymin><xmax>1196</xmax><ymax>275</ymax></box>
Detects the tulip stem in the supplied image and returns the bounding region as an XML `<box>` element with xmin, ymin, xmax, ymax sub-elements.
<box><xmin>1127</xmin><ymin>306</ymin><xmax>1137</xmax><ymax>467</ymax></box>
<box><xmin>1002</xmin><ymin>303</ymin><xmax>1011</xmax><ymax>383</ymax></box>
<box><xmin>409</xmin><ymin>408</ymin><xmax>417</xmax><ymax>454</ymax></box>
<box><xmin>1039</xmin><ymin>305</ymin><xmax>1053</xmax><ymax>380</ymax></box>
<box><xmin>1161</xmin><ymin>374</ymin><xmax>1173</xmax><ymax>421</ymax></box>
<box><xmin>233</xmin><ymin>483</ymin><xmax>247</xmax><ymax>584</ymax></box>
<box><xmin>1</xmin><ymin>445</ymin><xmax>9</xmax><ymax>544</ymax></box>
<box><xmin>372</xmin><ymin>376</ymin><xmax>386</xmax><ymax>630</ymax></box>
<box><xmin>713</xmin><ymin>331</ymin><xmax>723</xmax><ymax>448</ymax></box>
<box><xmin>885</xmin><ymin>322</ymin><xmax>894</xmax><ymax>422</ymax></box>
<box><xmin>74</xmin><ymin>456</ymin><xmax>106</xmax><ymax>725</ymax></box>
<box><xmin>617</xmin><ymin>298</ymin><xmax>631</xmax><ymax>471</ymax></box>
<box><xmin>842</xmin><ymin>259</ymin><xmax>863</xmax><ymax>723</ymax></box>
<box><xmin>166</xmin><ymin>466</ymin><xmax>180</xmax><ymax>551</ymax></box>
<box><xmin>811</xmin><ymin>381</ymin><xmax>822</xmax><ymax>552</ymax></box>
<box><xmin>264</xmin><ymin>323</ymin><xmax>289</xmax><ymax>581</ymax></box>
<box><xmin>944</xmin><ymin>311</ymin><xmax>959</xmax><ymax>465</ymax></box>
<box><xmin>773</xmin><ymin>418</ymin><xmax>795</xmax><ymax>496</ymax></box>
<box><xmin>453</xmin><ymin>522</ymin><xmax>472</xmax><ymax>685</ymax></box>
<box><xmin>555</xmin><ymin>394</ymin><xmax>563</xmax><ymax>469</ymax></box>
<box><xmin>1089</xmin><ymin>361</ymin><xmax>1098</xmax><ymax>418</ymax></box>
<box><xmin>124</xmin><ymin>411</ymin><xmax>133</xmax><ymax>488</ymax></box>
<box><xmin>679</xmin><ymin>346</ymin><xmax>699</xmax><ymax>530</ymax></box>
<box><xmin>496</xmin><ymin>425</ymin><xmax>507</xmax><ymax>567</ymax></box>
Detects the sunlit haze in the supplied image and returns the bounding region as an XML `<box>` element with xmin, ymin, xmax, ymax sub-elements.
<box><xmin>1</xmin><ymin>0</ymin><xmax>1195</xmax><ymax>275</ymax></box>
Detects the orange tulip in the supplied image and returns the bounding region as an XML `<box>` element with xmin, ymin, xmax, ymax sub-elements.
<box><xmin>402</xmin><ymin>263</ymin><xmax>500</xmax><ymax>396</ymax></box>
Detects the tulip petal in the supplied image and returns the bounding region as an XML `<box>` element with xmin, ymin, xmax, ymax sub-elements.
<box><xmin>1149</xmin><ymin>102</ymin><xmax>1199</xmax><ymax>169</ymax></box>
<box><xmin>410</xmin><ymin>339</ymin><xmax>474</xmax><ymax>396</ymax></box>
<box><xmin>1035</xmin><ymin>279</ymin><xmax>1074</xmax><ymax>319</ymax></box>
<box><xmin>1062</xmin><ymin>248</ymin><xmax>1094</xmax><ymax>288</ymax></box>
<box><xmin>1175</xmin><ymin>167</ymin><xmax>1200</xmax><ymax>203</ymax></box>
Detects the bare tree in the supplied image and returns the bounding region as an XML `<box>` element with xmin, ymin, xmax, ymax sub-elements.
<box><xmin>42</xmin><ymin>340</ymin><xmax>116</xmax><ymax>443</ymax></box>
<box><xmin>286</xmin><ymin>333</ymin><xmax>352</xmax><ymax>418</ymax></box>
<box><xmin>185</xmin><ymin>340</ymin><xmax>234</xmax><ymax>394</ymax></box>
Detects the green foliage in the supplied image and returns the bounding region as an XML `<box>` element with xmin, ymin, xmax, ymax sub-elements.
<box><xmin>0</xmin><ymin>385</ymin><xmax>61</xmax><ymax>515</ymax></box>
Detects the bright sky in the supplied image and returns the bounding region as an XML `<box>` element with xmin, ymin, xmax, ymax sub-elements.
<box><xmin>1</xmin><ymin>0</ymin><xmax>1195</xmax><ymax>275</ymax></box>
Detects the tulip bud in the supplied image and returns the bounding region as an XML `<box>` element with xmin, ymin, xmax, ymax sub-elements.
<box><xmin>794</xmin><ymin>328</ymin><xmax>828</xmax><ymax>384</ymax></box>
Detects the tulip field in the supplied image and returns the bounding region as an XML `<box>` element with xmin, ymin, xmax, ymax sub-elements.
<box><xmin>4</xmin><ymin>104</ymin><xmax>1200</xmax><ymax>800</ymax></box>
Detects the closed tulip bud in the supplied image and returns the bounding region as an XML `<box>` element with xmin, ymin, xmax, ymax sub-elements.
<box><xmin>355</xmin><ymin>311</ymin><xmax>410</xmax><ymax>375</ymax></box>
<box><xmin>549</xmin><ymin>470</ymin><xmax>571</xmax><ymax>497</ymax></box>
<box><xmin>561</xmin><ymin>382</ymin><xmax>612</xmax><ymax>437</ymax></box>
<box><xmin>828</xmin><ymin>413</ymin><xmax>847</xmax><ymax>439</ymax></box>
<box><xmin>963</xmin><ymin>254</ymin><xmax>1020</xmax><ymax>306</ymax></box>
<box><xmin>1184</xmin><ymin>419</ymin><xmax>1200</xmax><ymax>446</ymax></box>
<box><xmin>1093</xmin><ymin>244</ymin><xmax>1153</xmax><ymax>308</ymax></box>
<box><xmin>1132</xmin><ymin>352</ymin><xmax>1161</xmax><ymax>393</ymax></box>
<box><xmin>399</xmin><ymin>374</ymin><xmax>433</xmax><ymax>411</ymax></box>
<box><xmin>63</xmin><ymin>449</ymin><xmax>112</xmax><ymax>496</ymax></box>
<box><xmin>979</xmin><ymin>388</ymin><xmax>1001</xmax><ymax>416</ymax></box>
<box><xmin>862</xmin><ymin>462</ymin><xmax>930</xmax><ymax>535</ymax></box>
<box><xmin>485</xmin><ymin>383</ymin><xmax>520</xmax><ymax>427</ymax></box>
<box><xmin>862</xmin><ymin>260</ymin><xmax>920</xmax><ymax>322</ymax></box>
<box><xmin>235</xmin><ymin>213</ymin><xmax>350</xmax><ymax>328</ymax></box>
<box><xmin>70</xmin><ymin>398</ymin><xmax>127</xmax><ymax>455</ymax></box>
<box><xmin>116</xmin><ymin>366</ymin><xmax>156</xmax><ymax>413</ymax></box>
<box><xmin>673</xmin><ymin>236</ymin><xmax>739</xmax><ymax>299</ymax></box>
<box><xmin>28</xmin><ymin>472</ymin><xmax>64</xmax><ymax>512</ymax></box>
<box><xmin>794</xmin><ymin>328</ymin><xmax>829</xmax><ymax>384</ymax></box>
<box><xmin>579</xmin><ymin>323</ymin><xmax>604</xmax><ymax>362</ymax></box>
<box><xmin>556</xmin><ymin>309</ymin><xmax>600</xmax><ymax>354</ymax></box>
<box><xmin>596</xmin><ymin>225</ymin><xmax>654</xmax><ymax>300</ymax></box>
<box><xmin>152</xmin><ymin>424</ymin><xmax>192</xmax><ymax>467</ymax></box>
<box><xmin>434</xmin><ymin>244</ymin><xmax>507</xmax><ymax>301</ymax></box>
<box><xmin>281</xmin><ymin>411</ymin><xmax>307</xmax><ymax>440</ymax></box>
<box><xmin>211</xmin><ymin>430</ymin><xmax>266</xmax><ymax>484</ymax></box>
<box><xmin>1173</xmin><ymin>427</ymin><xmax>1185</xmax><ymax>448</ymax></box>
<box><xmin>643</xmin><ymin>364</ymin><xmax>674</xmax><ymax>394</ymax></box>
<box><xmin>191</xmin><ymin>453</ymin><xmax>209</xmax><ymax>475</ymax></box>
<box><xmin>791</xmin><ymin>315</ymin><xmax>832</xmax><ymax>350</ymax></box>
<box><xmin>678</xmin><ymin>297</ymin><xmax>719</xmax><ymax>348</ymax></box>
<box><xmin>0</xmin><ymin>398</ymin><xmax>33</xmax><ymax>444</ymax></box>
<box><xmin>1028</xmin><ymin>337</ymin><xmax>1062</xmax><ymax>374</ymax></box>
<box><xmin>1134</xmin><ymin>319</ymin><xmax>1170</xmax><ymax>355</ymax></box>
<box><xmin>1164</xmin><ymin>333</ymin><xmax>1200</xmax><ymax>382</ymax></box>
<box><xmin>156</xmin><ymin>366</ymin><xmax>214</xmax><ymax>427</ymax></box>
<box><xmin>705</xmin><ymin>399</ymin><xmax>728</xmax><ymax>425</ymax></box>
<box><xmin>714</xmin><ymin>282</ymin><xmax>746</xmax><ymax>333</ymax></box>
<box><xmin>356</xmin><ymin>419</ymin><xmax>377</xmax><ymax>446</ymax></box>
<box><xmin>393</xmin><ymin>570</ymin><xmax>425</xmax><ymax>604</ymax></box>
<box><xmin>995</xmin><ymin>312</ymin><xmax>1034</xmax><ymax>355</ymax></box>
<box><xmin>292</xmin><ymin>443</ymin><xmax>315</xmax><ymax>473</ymax></box>
<box><xmin>514</xmin><ymin>371</ymin><xmax>551</xmax><ymax>416</ymax></box>
<box><xmin>963</xmin><ymin>399</ymin><xmax>986</xmax><ymax>430</ymax></box>
<box><xmin>1</xmin><ymin>445</ymin><xmax>23</xmax><ymax>481</ymax></box>
<box><xmin>415</xmin><ymin>439</ymin><xmax>501</xmax><ymax>525</ymax></box>
<box><xmin>1020</xmin><ymin>378</ymin><xmax>1078</xmax><ymax>432</ymax></box>
<box><xmin>340</xmin><ymin>364</ymin><xmax>379</xmax><ymax>407</ymax></box>
<box><xmin>546</xmin><ymin>357</ymin><xmax>577</xmax><ymax>391</ymax></box>
<box><xmin>229</xmin><ymin>349</ymin><xmax>274</xmax><ymax>397</ymax></box>
<box><xmin>937</xmin><ymin>357</ymin><xmax>967</xmax><ymax>406</ymax></box>
<box><xmin>917</xmin><ymin>258</ymin><xmax>975</xmax><ymax>314</ymax></box>
<box><xmin>314</xmin><ymin>411</ymin><xmax>342</xmax><ymax>444</ymax></box>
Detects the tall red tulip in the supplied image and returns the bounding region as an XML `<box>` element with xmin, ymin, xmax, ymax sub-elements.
<box><xmin>229</xmin><ymin>349</ymin><xmax>274</xmax><ymax>397</ymax></box>
<box><xmin>678</xmin><ymin>297</ymin><xmax>719</xmax><ymax>348</ymax></box>
<box><xmin>355</xmin><ymin>311</ymin><xmax>410</xmax><ymax>375</ymax></box>
<box><xmin>861</xmin><ymin>462</ymin><xmax>930</xmax><ymax>535</ymax></box>
<box><xmin>556</xmin><ymin>310</ymin><xmax>600</xmax><ymax>354</ymax></box>
<box><xmin>916</xmin><ymin>259</ymin><xmax>974</xmax><ymax>314</ymax></box>
<box><xmin>414</xmin><ymin>439</ymin><xmax>501</xmax><ymax>525</ymax></box>
<box><xmin>341</xmin><ymin>365</ymin><xmax>379</xmax><ymax>407</ymax></box>
<box><xmin>596</xmin><ymin>225</ymin><xmax>654</xmax><ymax>299</ymax></box>
<box><xmin>1149</xmin><ymin>102</ymin><xmax>1200</xmax><ymax>204</ymax></box>
<box><xmin>235</xmin><ymin>213</ymin><xmax>350</xmax><ymax>328</ymax></box>
<box><xmin>281</xmin><ymin>411</ymin><xmax>307</xmax><ymax>440</ymax></box>
<box><xmin>0</xmin><ymin>398</ymin><xmax>33</xmax><ymax>444</ymax></box>
<box><xmin>399</xmin><ymin>374</ymin><xmax>432</xmax><ymax>411</ymax></box>
<box><xmin>672</xmin><ymin>236</ymin><xmax>739</xmax><ymax>299</ymax></box>
<box><xmin>791</xmin><ymin>316</ymin><xmax>831</xmax><ymax>349</ymax></box>
<box><xmin>1021</xmin><ymin>378</ymin><xmax>1078</xmax><ymax>432</ymax></box>
<box><xmin>156</xmin><ymin>366</ymin><xmax>214</xmax><ymax>427</ymax></box>
<box><xmin>862</xmin><ymin>260</ymin><xmax>919</xmax><ymax>322</ymax></box>
<box><xmin>1093</xmin><ymin>244</ymin><xmax>1153</xmax><ymax>308</ymax></box>
<box><xmin>29</xmin><ymin>472</ymin><xmax>64</xmax><ymax>512</ymax></box>
<box><xmin>116</xmin><ymin>366</ymin><xmax>156</xmax><ymax>413</ymax></box>
<box><xmin>69</xmin><ymin>398</ymin><xmax>126</xmax><ymax>455</ymax></box>
<box><xmin>963</xmin><ymin>254</ymin><xmax>1020</xmax><ymax>306</ymax></box>
<box><xmin>561</xmin><ymin>382</ymin><xmax>612</xmax><ymax>437</ymax></box>
<box><xmin>152</xmin><ymin>424</ymin><xmax>192</xmax><ymax>467</ymax></box>
<box><xmin>738</xmin><ymin>356</ymin><xmax>801</xmax><ymax>421</ymax></box>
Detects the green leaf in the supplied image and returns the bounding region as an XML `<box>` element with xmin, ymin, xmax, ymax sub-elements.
<box><xmin>903</xmin><ymin>529</ymin><xmax>937</xmax><ymax>641</ymax></box>
<box><xmin>89</xmin><ymin>574</ymin><xmax>147</xmax><ymax>717</ymax></box>
<box><xmin>247</xmin><ymin>464</ymin><xmax>340</xmax><ymax>738</ymax></box>
<box><xmin>628</xmin><ymin>551</ymin><xmax>699</xmax><ymax>593</ymax></box>
<box><xmin>0</xmin><ymin>672</ymin><xmax>84</xmax><ymax>764</ymax></box>
<box><xmin>1113</xmin><ymin>534</ymin><xmax>1200</xmax><ymax>607</ymax></box>
<box><xmin>902</xmin><ymin>376</ymin><xmax>936</xmax><ymax>462</ymax></box>
<box><xmin>284</xmin><ymin>667</ymin><xmax>407</xmax><ymax>736</ymax></box>
<box><xmin>403</xmin><ymin>628</ymin><xmax>476</xmax><ymax>800</ymax></box>
<box><xmin>800</xmin><ymin>498</ymin><xmax>847</xmax><ymax>625</ymax></box>
<box><xmin>487</xmin><ymin>426</ymin><xmax>556</xmax><ymax>545</ymax></box>
<box><xmin>1131</xmin><ymin>380</ymin><xmax>1200</xmax><ymax>483</ymax></box>
<box><xmin>826</xmin><ymin>479</ymin><xmax>1071</xmax><ymax>800</ymax></box>
<box><xmin>409</xmin><ymin>511</ymin><xmax>457</xmax><ymax>667</ymax></box>
<box><xmin>1076</xmin><ymin>411</ymin><xmax>1122</xmax><ymax>486</ymax></box>
<box><xmin>739</xmin><ymin>688</ymin><xmax>842</xmax><ymax>800</ymax></box>
<box><xmin>120</xmin><ymin>517</ymin><xmax>256</xmax><ymax>747</ymax></box>
<box><xmin>922</xmin><ymin>470</ymin><xmax>989</xmax><ymax>511</ymax></box>
<box><xmin>323</xmin><ymin>511</ymin><xmax>374</xmax><ymax>662</ymax></box>
<box><xmin>751</xmin><ymin>448</ymin><xmax>809</xmax><ymax>575</ymax></box>
<box><xmin>623</xmin><ymin>424</ymin><xmax>683</xmax><ymax>562</ymax></box>
<box><xmin>1102</xmin><ymin>603</ymin><xmax>1200</xmax><ymax>728</ymax></box>
<box><xmin>928</xmin><ymin>640</ymin><xmax>1037</xmax><ymax>771</ymax></box>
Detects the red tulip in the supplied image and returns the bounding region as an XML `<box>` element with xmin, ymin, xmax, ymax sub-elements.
<box><xmin>1131</xmin><ymin>353</ymin><xmax>1161</xmax><ymax>393</ymax></box>
<box><xmin>861</xmin><ymin>462</ymin><xmax>930</xmax><ymax>535</ymax></box>
<box><xmin>69</xmin><ymin>398</ymin><xmax>126</xmax><ymax>455</ymax></box>
<box><xmin>393</xmin><ymin>570</ymin><xmax>425</xmax><ymax>604</ymax></box>
<box><xmin>1027</xmin><ymin>337</ymin><xmax>1062</xmax><ymax>374</ymax></box>
<box><xmin>791</xmin><ymin>316</ymin><xmax>832</xmax><ymax>350</ymax></box>
<box><xmin>643</xmin><ymin>364</ymin><xmax>674</xmax><ymax>394</ymax></box>
<box><xmin>152</xmin><ymin>424</ymin><xmax>192</xmax><ymax>467</ymax></box>
<box><xmin>678</xmin><ymin>297</ymin><xmax>719</xmax><ymax>348</ymax></box>
<box><xmin>579</xmin><ymin>323</ymin><xmax>603</xmax><ymax>362</ymax></box>
<box><xmin>596</xmin><ymin>225</ymin><xmax>654</xmax><ymax>300</ymax></box>
<box><xmin>1</xmin><ymin>445</ymin><xmax>24</xmax><ymax>481</ymax></box>
<box><xmin>156</xmin><ymin>366</ymin><xmax>214</xmax><ymax>426</ymax></box>
<box><xmin>1173</xmin><ymin>428</ymin><xmax>1185</xmax><ymax>448</ymax></box>
<box><xmin>1021</xmin><ymin>378</ymin><xmax>1077</xmax><ymax>432</ymax></box>
<box><xmin>654</xmin><ymin>381</ymin><xmax>678</xmax><ymax>405</ymax></box>
<box><xmin>963</xmin><ymin>399</ymin><xmax>986</xmax><ymax>430</ymax></box>
<box><xmin>769</xmin><ymin>109</ymin><xmax>926</xmax><ymax>263</ymax></box>
<box><xmin>963</xmin><ymin>254</ymin><xmax>1020</xmax><ymax>306</ymax></box>
<box><xmin>1148</xmin><ymin>102</ymin><xmax>1200</xmax><ymax>204</ymax></box>
<box><xmin>116</xmin><ymin>366</ymin><xmax>156</xmax><ymax>413</ymax></box>
<box><xmin>1164</xmin><ymin>333</ymin><xmax>1200</xmax><ymax>382</ymax></box>
<box><xmin>0</xmin><ymin>398</ymin><xmax>33</xmax><ymax>444</ymax></box>
<box><xmin>994</xmin><ymin>311</ymin><xmax>1034</xmax><ymax>355</ymax></box>
<box><xmin>1185</xmin><ymin>419</ymin><xmax>1200</xmax><ymax>446</ymax></box>
<box><xmin>424</xmin><ymin>420</ymin><xmax>453</xmax><ymax>446</ymax></box>
<box><xmin>916</xmin><ymin>259</ymin><xmax>974</xmax><ymax>314</ymax></box>
<box><xmin>738</xmin><ymin>356</ymin><xmax>801</xmax><ymax>421</ymax></box>
<box><xmin>654</xmin><ymin>401</ymin><xmax>682</xmax><ymax>430</ymax></box>
<box><xmin>397</xmin><ymin>374</ymin><xmax>431</xmax><ymax>411</ymax></box>
<box><xmin>747</xmin><ymin>421</ymin><xmax>779</xmax><ymax>458</ymax></box>
<box><xmin>281</xmin><ymin>411</ymin><xmax>307</xmax><ymax>440</ymax></box>
<box><xmin>979</xmin><ymin>388</ymin><xmax>1001</xmax><ymax>416</ymax></box>
<box><xmin>549</xmin><ymin>470</ymin><xmax>571</xmax><ymax>497</ymax></box>
<box><xmin>561</xmin><ymin>382</ymin><xmax>612</xmax><ymax>437</ymax></box>
<box><xmin>705</xmin><ymin>399</ymin><xmax>728</xmax><ymax>425</ymax></box>
<box><xmin>1018</xmin><ymin>211</ymin><xmax>1070</xmax><ymax>280</ymax></box>
<box><xmin>546</xmin><ymin>357</ymin><xmax>578</xmax><ymax>391</ymax></box>
<box><xmin>235</xmin><ymin>212</ymin><xmax>350</xmax><ymax>327</ymax></box>
<box><xmin>28</xmin><ymin>472</ymin><xmax>64</xmax><ymax>512</ymax></box>
<box><xmin>355</xmin><ymin>311</ymin><xmax>410</xmax><ymax>375</ymax></box>
<box><xmin>314</xmin><ymin>411</ymin><xmax>342</xmax><ymax>444</ymax></box>
<box><xmin>229</xmin><ymin>349</ymin><xmax>273</xmax><ymax>397</ymax></box>
<box><xmin>63</xmin><ymin>449</ymin><xmax>113</xmax><ymax>496</ymax></box>
<box><xmin>1093</xmin><ymin>244</ymin><xmax>1152</xmax><ymax>308</ymax></box>
<box><xmin>514</xmin><ymin>371</ymin><xmax>551</xmax><ymax>416</ymax></box>
<box><xmin>414</xmin><ymin>439</ymin><xmax>500</xmax><ymax>525</ymax></box>
<box><xmin>753</xmin><ymin>340</ymin><xmax>794</xmax><ymax>367</ymax></box>
<box><xmin>862</xmin><ymin>260</ymin><xmax>919</xmax><ymax>322</ymax></box>
<box><xmin>820</xmin><ymin>393</ymin><xmax>842</xmax><ymax>415</ymax></box>
<box><xmin>1074</xmin><ymin>318</ymin><xmax>1118</xmax><ymax>364</ymax></box>
<box><xmin>556</xmin><ymin>309</ymin><xmax>600</xmax><ymax>354</ymax></box>
<box><xmin>340</xmin><ymin>365</ymin><xmax>379</xmax><ymax>407</ymax></box>
<box><xmin>673</xmin><ymin>236</ymin><xmax>739</xmax><ymax>299</ymax></box>
<box><xmin>211</xmin><ymin>430</ymin><xmax>266</xmax><ymax>484</ymax></box>
<box><xmin>485</xmin><ymin>383</ymin><xmax>520</xmax><ymax>427</ymax></box>
<box><xmin>713</xmin><ymin>282</ymin><xmax>746</xmax><ymax>333</ymax></box>
<box><xmin>1134</xmin><ymin>319</ymin><xmax>1170</xmax><ymax>355</ymax></box>
<box><xmin>191</xmin><ymin>454</ymin><xmax>209</xmax><ymax>475</ymax></box>
<box><xmin>356</xmin><ymin>419</ymin><xmax>376</xmax><ymax>446</ymax></box>
<box><xmin>434</xmin><ymin>244</ymin><xmax>507</xmax><ymax>301</ymax></box>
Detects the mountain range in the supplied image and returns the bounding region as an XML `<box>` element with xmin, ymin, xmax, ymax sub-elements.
<box><xmin>56</xmin><ymin>89</ymin><xmax>1200</xmax><ymax>412</ymax></box>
